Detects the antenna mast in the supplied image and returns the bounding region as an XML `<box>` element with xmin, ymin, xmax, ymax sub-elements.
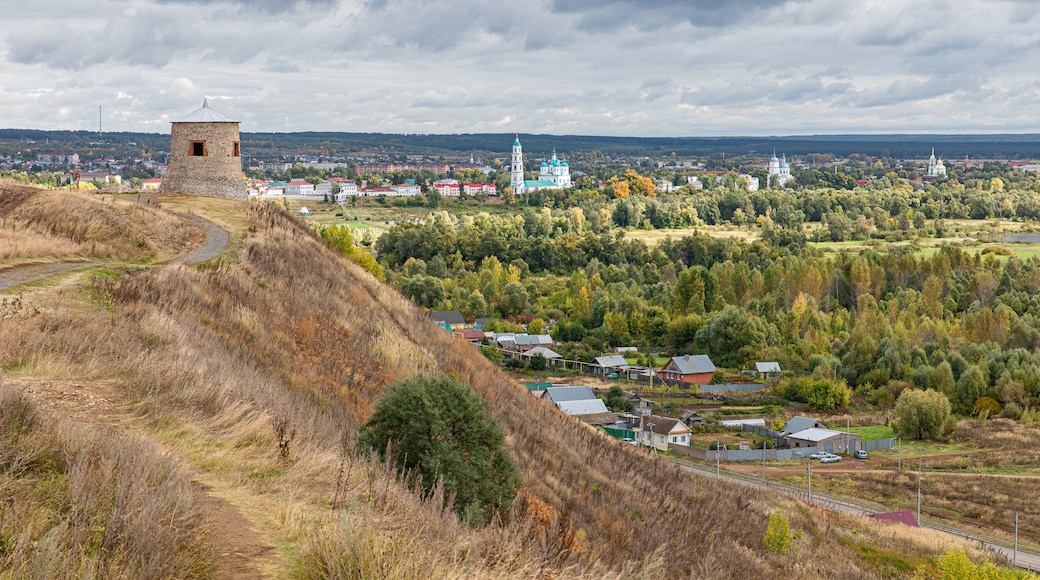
<box><xmin>98</xmin><ymin>106</ymin><xmax>103</xmax><ymax>141</ymax></box>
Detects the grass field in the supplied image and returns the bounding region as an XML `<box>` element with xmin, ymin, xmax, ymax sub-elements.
<box><xmin>848</xmin><ymin>425</ymin><xmax>896</xmax><ymax>441</ymax></box>
<box><xmin>623</xmin><ymin>226</ymin><xmax>758</xmax><ymax>245</ymax></box>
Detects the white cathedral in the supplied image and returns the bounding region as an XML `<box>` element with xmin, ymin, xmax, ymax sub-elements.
<box><xmin>927</xmin><ymin>149</ymin><xmax>947</xmax><ymax>178</ymax></box>
<box><xmin>510</xmin><ymin>136</ymin><xmax>572</xmax><ymax>194</ymax></box>
<box><xmin>767</xmin><ymin>152</ymin><xmax>793</xmax><ymax>187</ymax></box>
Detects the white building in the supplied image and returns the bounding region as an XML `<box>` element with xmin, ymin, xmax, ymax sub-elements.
<box><xmin>315</xmin><ymin>181</ymin><xmax>333</xmax><ymax>198</ymax></box>
<box><xmin>509</xmin><ymin>136</ymin><xmax>571</xmax><ymax>194</ymax></box>
<box><xmin>432</xmin><ymin>182</ymin><xmax>460</xmax><ymax>197</ymax></box>
<box><xmin>768</xmin><ymin>152</ymin><xmax>793</xmax><ymax>187</ymax></box>
<box><xmin>285</xmin><ymin>179</ymin><xmax>316</xmax><ymax>196</ymax></box>
<box><xmin>388</xmin><ymin>183</ymin><xmax>421</xmax><ymax>196</ymax></box>
<box><xmin>463</xmin><ymin>183</ymin><xmax>497</xmax><ymax>196</ymax></box>
<box><xmin>927</xmin><ymin>149</ymin><xmax>947</xmax><ymax>178</ymax></box>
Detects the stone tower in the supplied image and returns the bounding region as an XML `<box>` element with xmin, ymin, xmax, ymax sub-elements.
<box><xmin>159</xmin><ymin>99</ymin><xmax>247</xmax><ymax>199</ymax></box>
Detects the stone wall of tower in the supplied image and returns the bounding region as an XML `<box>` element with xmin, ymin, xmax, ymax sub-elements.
<box><xmin>159</xmin><ymin>122</ymin><xmax>247</xmax><ymax>199</ymax></box>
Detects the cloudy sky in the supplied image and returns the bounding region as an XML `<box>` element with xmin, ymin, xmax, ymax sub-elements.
<box><xmin>2</xmin><ymin>0</ymin><xmax>1040</xmax><ymax>137</ymax></box>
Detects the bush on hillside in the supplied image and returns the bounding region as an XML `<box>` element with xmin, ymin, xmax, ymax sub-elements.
<box><xmin>358</xmin><ymin>376</ymin><xmax>520</xmax><ymax>524</ymax></box>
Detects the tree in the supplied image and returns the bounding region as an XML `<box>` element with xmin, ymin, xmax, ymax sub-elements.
<box><xmin>529</xmin><ymin>353</ymin><xmax>547</xmax><ymax>371</ymax></box>
<box><xmin>602</xmin><ymin>386</ymin><xmax>634</xmax><ymax>412</ymax></box>
<box><xmin>893</xmin><ymin>388</ymin><xmax>951</xmax><ymax>441</ymax></box>
<box><xmin>358</xmin><ymin>376</ymin><xmax>520</xmax><ymax>523</ymax></box>
<box><xmin>804</xmin><ymin>377</ymin><xmax>852</xmax><ymax>411</ymax></box>
<box><xmin>952</xmin><ymin>365</ymin><xmax>988</xmax><ymax>415</ymax></box>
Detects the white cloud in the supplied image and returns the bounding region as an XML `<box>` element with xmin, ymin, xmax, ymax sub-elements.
<box><xmin>2</xmin><ymin>0</ymin><xmax>1040</xmax><ymax>135</ymax></box>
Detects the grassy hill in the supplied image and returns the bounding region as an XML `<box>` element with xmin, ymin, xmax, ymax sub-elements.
<box><xmin>0</xmin><ymin>182</ymin><xmax>1012</xmax><ymax>578</ymax></box>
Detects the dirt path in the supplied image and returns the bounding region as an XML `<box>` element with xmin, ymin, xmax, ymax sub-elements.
<box><xmin>167</xmin><ymin>213</ymin><xmax>230</xmax><ymax>265</ymax></box>
<box><xmin>7</xmin><ymin>376</ymin><xmax>280</xmax><ymax>579</ymax></box>
<box><xmin>0</xmin><ymin>211</ymin><xmax>229</xmax><ymax>293</ymax></box>
<box><xmin>0</xmin><ymin>262</ymin><xmax>98</xmax><ymax>291</ymax></box>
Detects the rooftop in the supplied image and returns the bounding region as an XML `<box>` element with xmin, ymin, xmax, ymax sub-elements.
<box><xmin>176</xmin><ymin>99</ymin><xmax>238</xmax><ymax>123</ymax></box>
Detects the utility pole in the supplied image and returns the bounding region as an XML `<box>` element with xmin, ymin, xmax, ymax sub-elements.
<box><xmin>762</xmin><ymin>440</ymin><xmax>766</xmax><ymax>480</ymax></box>
<box><xmin>898</xmin><ymin>438</ymin><xmax>902</xmax><ymax>474</ymax></box>
<box><xmin>1014</xmin><ymin>511</ymin><xmax>1020</xmax><ymax>568</ymax></box>
<box><xmin>807</xmin><ymin>459</ymin><xmax>812</xmax><ymax>502</ymax></box>
<box><xmin>846</xmin><ymin>415</ymin><xmax>850</xmax><ymax>454</ymax></box>
<box><xmin>716</xmin><ymin>440</ymin><xmax>720</xmax><ymax>479</ymax></box>
<box><xmin>917</xmin><ymin>447</ymin><xmax>923</xmax><ymax>525</ymax></box>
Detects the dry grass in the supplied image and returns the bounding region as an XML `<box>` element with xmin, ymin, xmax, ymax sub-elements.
<box><xmin>0</xmin><ymin>196</ymin><xmax>1010</xmax><ymax>578</ymax></box>
<box><xmin>0</xmin><ymin>182</ymin><xmax>199</xmax><ymax>264</ymax></box>
<box><xmin>0</xmin><ymin>380</ymin><xmax>210</xmax><ymax>578</ymax></box>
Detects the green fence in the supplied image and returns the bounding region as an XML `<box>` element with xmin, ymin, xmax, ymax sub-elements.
<box><xmin>601</xmin><ymin>426</ymin><xmax>635</xmax><ymax>439</ymax></box>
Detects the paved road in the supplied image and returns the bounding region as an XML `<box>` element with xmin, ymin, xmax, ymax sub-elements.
<box><xmin>674</xmin><ymin>459</ymin><xmax>1040</xmax><ymax>573</ymax></box>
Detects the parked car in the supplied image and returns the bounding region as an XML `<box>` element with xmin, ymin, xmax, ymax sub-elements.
<box><xmin>819</xmin><ymin>453</ymin><xmax>841</xmax><ymax>464</ymax></box>
<box><xmin>854</xmin><ymin>449</ymin><xmax>868</xmax><ymax>459</ymax></box>
<box><xmin>620</xmin><ymin>437</ymin><xmax>639</xmax><ymax>446</ymax></box>
<box><xmin>810</xmin><ymin>451</ymin><xmax>827</xmax><ymax>460</ymax></box>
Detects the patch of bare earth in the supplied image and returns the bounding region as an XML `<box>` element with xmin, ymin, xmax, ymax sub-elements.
<box><xmin>7</xmin><ymin>376</ymin><xmax>280</xmax><ymax>579</ymax></box>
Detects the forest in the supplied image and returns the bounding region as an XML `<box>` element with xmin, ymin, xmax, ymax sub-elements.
<box><xmin>371</xmin><ymin>174</ymin><xmax>1040</xmax><ymax>418</ymax></box>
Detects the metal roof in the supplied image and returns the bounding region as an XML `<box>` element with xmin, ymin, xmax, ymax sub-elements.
<box><xmin>176</xmin><ymin>99</ymin><xmax>238</xmax><ymax>123</ymax></box>
<box><xmin>787</xmin><ymin>428</ymin><xmax>849</xmax><ymax>442</ymax></box>
<box><xmin>556</xmin><ymin>399</ymin><xmax>609</xmax><ymax>416</ymax></box>
<box><xmin>670</xmin><ymin>354</ymin><xmax>716</xmax><ymax>374</ymax></box>
<box><xmin>594</xmin><ymin>355</ymin><xmax>630</xmax><ymax>368</ymax></box>
<box><xmin>525</xmin><ymin>346</ymin><xmax>562</xmax><ymax>359</ymax></box>
<box><xmin>755</xmin><ymin>361</ymin><xmax>782</xmax><ymax>373</ymax></box>
<box><xmin>542</xmin><ymin>386</ymin><xmax>596</xmax><ymax>404</ymax></box>
<box><xmin>784</xmin><ymin>416</ymin><xmax>823</xmax><ymax>433</ymax></box>
<box><xmin>431</xmin><ymin>310</ymin><xmax>465</xmax><ymax>325</ymax></box>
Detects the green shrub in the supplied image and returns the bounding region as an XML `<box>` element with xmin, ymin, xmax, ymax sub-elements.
<box><xmin>358</xmin><ymin>376</ymin><xmax>520</xmax><ymax>524</ymax></box>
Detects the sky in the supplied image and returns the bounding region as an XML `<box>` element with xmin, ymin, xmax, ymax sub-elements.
<box><xmin>2</xmin><ymin>0</ymin><xmax>1040</xmax><ymax>137</ymax></box>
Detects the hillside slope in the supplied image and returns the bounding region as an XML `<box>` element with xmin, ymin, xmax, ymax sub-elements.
<box><xmin>0</xmin><ymin>185</ymin><xmax>1003</xmax><ymax>578</ymax></box>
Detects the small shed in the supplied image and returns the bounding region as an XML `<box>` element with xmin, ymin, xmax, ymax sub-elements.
<box><xmin>755</xmin><ymin>361</ymin><xmax>782</xmax><ymax>379</ymax></box>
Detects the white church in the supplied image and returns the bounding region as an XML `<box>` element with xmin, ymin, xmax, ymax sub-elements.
<box><xmin>927</xmin><ymin>149</ymin><xmax>947</xmax><ymax>178</ymax></box>
<box><xmin>767</xmin><ymin>152</ymin><xmax>794</xmax><ymax>188</ymax></box>
<box><xmin>510</xmin><ymin>136</ymin><xmax>572</xmax><ymax>194</ymax></box>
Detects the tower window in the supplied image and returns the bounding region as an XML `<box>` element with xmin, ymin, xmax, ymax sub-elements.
<box><xmin>190</xmin><ymin>141</ymin><xmax>207</xmax><ymax>156</ymax></box>
<box><xmin>232</xmin><ymin>142</ymin><xmax>240</xmax><ymax>157</ymax></box>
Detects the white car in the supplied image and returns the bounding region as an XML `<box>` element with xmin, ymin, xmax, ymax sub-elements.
<box><xmin>620</xmin><ymin>437</ymin><xmax>639</xmax><ymax>446</ymax></box>
<box><xmin>819</xmin><ymin>453</ymin><xmax>841</xmax><ymax>464</ymax></box>
<box><xmin>810</xmin><ymin>451</ymin><xmax>827</xmax><ymax>460</ymax></box>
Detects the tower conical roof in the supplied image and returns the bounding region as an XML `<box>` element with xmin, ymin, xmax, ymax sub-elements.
<box><xmin>176</xmin><ymin>99</ymin><xmax>238</xmax><ymax>123</ymax></box>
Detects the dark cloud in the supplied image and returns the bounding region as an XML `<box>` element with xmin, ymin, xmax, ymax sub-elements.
<box><xmin>550</xmin><ymin>0</ymin><xmax>791</xmax><ymax>29</ymax></box>
<box><xmin>154</xmin><ymin>0</ymin><xmax>337</xmax><ymax>13</ymax></box>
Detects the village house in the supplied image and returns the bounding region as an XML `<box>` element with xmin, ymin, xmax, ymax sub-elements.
<box><xmin>631</xmin><ymin>415</ymin><xmax>692</xmax><ymax>451</ymax></box>
<box><xmin>781</xmin><ymin>427</ymin><xmax>861</xmax><ymax>454</ymax></box>
<box><xmin>657</xmin><ymin>354</ymin><xmax>716</xmax><ymax>385</ymax></box>
<box><xmin>431</xmin><ymin>310</ymin><xmax>465</xmax><ymax>330</ymax></box>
